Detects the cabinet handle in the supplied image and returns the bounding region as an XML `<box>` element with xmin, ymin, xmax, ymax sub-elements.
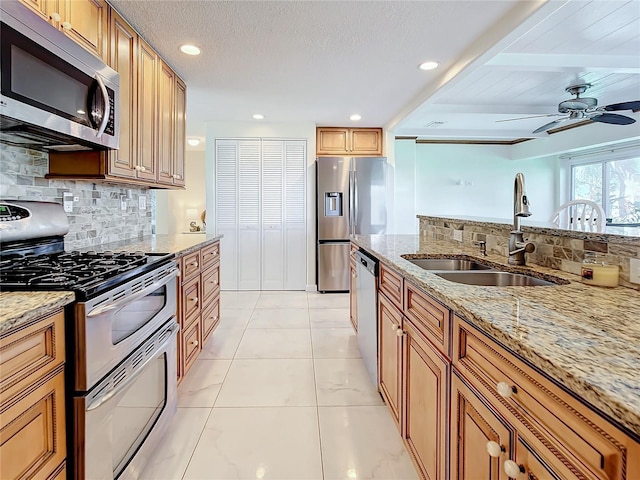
<box><xmin>61</xmin><ymin>21</ymin><xmax>72</xmax><ymax>31</ymax></box>
<box><xmin>135</xmin><ymin>165</ymin><xmax>147</xmax><ymax>172</ymax></box>
<box><xmin>172</xmin><ymin>174</ymin><xmax>182</xmax><ymax>179</ymax></box>
<box><xmin>210</xmin><ymin>315</ymin><xmax>219</xmax><ymax>321</ymax></box>
<box><xmin>497</xmin><ymin>381</ymin><xmax>516</xmax><ymax>398</ymax></box>
<box><xmin>189</xmin><ymin>339</ymin><xmax>199</xmax><ymax>346</ymax></box>
<box><xmin>352</xmin><ymin>272</ymin><xmax>357</xmax><ymax>278</ymax></box>
<box><xmin>189</xmin><ymin>297</ymin><xmax>198</xmax><ymax>304</ymax></box>
<box><xmin>210</xmin><ymin>280</ymin><xmax>218</xmax><ymax>285</ymax></box>
<box><xmin>396</xmin><ymin>329</ymin><xmax>403</xmax><ymax>337</ymax></box>
<box><xmin>486</xmin><ymin>441</ymin><xmax>505</xmax><ymax>458</ymax></box>
<box><xmin>190</xmin><ymin>261</ymin><xmax>199</xmax><ymax>268</ymax></box>
<box><xmin>50</xmin><ymin>12</ymin><xmax>61</xmax><ymax>22</ymax></box>
<box><xmin>503</xmin><ymin>460</ymin><xmax>524</xmax><ymax>478</ymax></box>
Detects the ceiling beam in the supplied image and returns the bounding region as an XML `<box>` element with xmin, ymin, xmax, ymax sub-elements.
<box><xmin>485</xmin><ymin>53</ymin><xmax>640</xmax><ymax>73</ymax></box>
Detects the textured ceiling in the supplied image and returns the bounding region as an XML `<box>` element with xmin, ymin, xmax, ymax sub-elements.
<box><xmin>108</xmin><ymin>0</ymin><xmax>537</xmax><ymax>141</ymax></box>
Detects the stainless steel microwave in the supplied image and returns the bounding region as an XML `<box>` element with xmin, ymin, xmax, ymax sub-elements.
<box><xmin>0</xmin><ymin>1</ymin><xmax>119</xmax><ymax>151</ymax></box>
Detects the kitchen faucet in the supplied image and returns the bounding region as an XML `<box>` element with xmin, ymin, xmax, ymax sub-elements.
<box><xmin>509</xmin><ymin>173</ymin><xmax>535</xmax><ymax>265</ymax></box>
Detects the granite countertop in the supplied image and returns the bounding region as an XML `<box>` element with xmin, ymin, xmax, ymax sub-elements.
<box><xmin>352</xmin><ymin>234</ymin><xmax>640</xmax><ymax>437</ymax></box>
<box><xmin>0</xmin><ymin>291</ymin><xmax>75</xmax><ymax>334</ymax></box>
<box><xmin>76</xmin><ymin>233</ymin><xmax>223</xmax><ymax>257</ymax></box>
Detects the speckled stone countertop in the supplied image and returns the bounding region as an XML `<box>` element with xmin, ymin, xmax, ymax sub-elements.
<box><xmin>352</xmin><ymin>234</ymin><xmax>640</xmax><ymax>437</ymax></box>
<box><xmin>0</xmin><ymin>291</ymin><xmax>75</xmax><ymax>334</ymax></box>
<box><xmin>75</xmin><ymin>233</ymin><xmax>223</xmax><ymax>258</ymax></box>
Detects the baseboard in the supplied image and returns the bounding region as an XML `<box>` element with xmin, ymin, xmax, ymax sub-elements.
<box><xmin>306</xmin><ymin>284</ymin><xmax>318</xmax><ymax>292</ymax></box>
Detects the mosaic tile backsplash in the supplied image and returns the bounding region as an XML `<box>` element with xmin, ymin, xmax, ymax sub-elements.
<box><xmin>419</xmin><ymin>215</ymin><xmax>640</xmax><ymax>290</ymax></box>
<box><xmin>0</xmin><ymin>144</ymin><xmax>152</xmax><ymax>250</ymax></box>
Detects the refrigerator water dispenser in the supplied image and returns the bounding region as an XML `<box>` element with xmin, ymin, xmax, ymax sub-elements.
<box><xmin>324</xmin><ymin>192</ymin><xmax>343</xmax><ymax>217</ymax></box>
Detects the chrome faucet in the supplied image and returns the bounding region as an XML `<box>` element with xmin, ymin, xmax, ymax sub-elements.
<box><xmin>509</xmin><ymin>173</ymin><xmax>535</xmax><ymax>265</ymax></box>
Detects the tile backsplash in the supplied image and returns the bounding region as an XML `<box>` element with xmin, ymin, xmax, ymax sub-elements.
<box><xmin>419</xmin><ymin>216</ymin><xmax>640</xmax><ymax>290</ymax></box>
<box><xmin>0</xmin><ymin>144</ymin><xmax>152</xmax><ymax>250</ymax></box>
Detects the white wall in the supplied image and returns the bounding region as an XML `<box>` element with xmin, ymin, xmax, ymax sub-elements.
<box><xmin>395</xmin><ymin>141</ymin><xmax>558</xmax><ymax>223</ymax></box>
<box><xmin>393</xmin><ymin>139</ymin><xmax>417</xmax><ymax>233</ymax></box>
<box><xmin>155</xmin><ymin>151</ymin><xmax>207</xmax><ymax>235</ymax></box>
<box><xmin>205</xmin><ymin>121</ymin><xmax>317</xmax><ymax>289</ymax></box>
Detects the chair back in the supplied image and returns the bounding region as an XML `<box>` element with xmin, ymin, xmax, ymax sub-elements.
<box><xmin>549</xmin><ymin>200</ymin><xmax>606</xmax><ymax>231</ymax></box>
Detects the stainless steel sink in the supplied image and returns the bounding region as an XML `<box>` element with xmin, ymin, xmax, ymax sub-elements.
<box><xmin>434</xmin><ymin>271</ymin><xmax>558</xmax><ymax>286</ymax></box>
<box><xmin>404</xmin><ymin>258</ymin><xmax>493</xmax><ymax>271</ymax></box>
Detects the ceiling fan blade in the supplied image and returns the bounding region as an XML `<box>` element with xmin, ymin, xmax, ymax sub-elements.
<box><xmin>532</xmin><ymin>118</ymin><xmax>569</xmax><ymax>134</ymax></box>
<box><xmin>495</xmin><ymin>113</ymin><xmax>563</xmax><ymax>123</ymax></box>
<box><xmin>590</xmin><ymin>113</ymin><xmax>636</xmax><ymax>125</ymax></box>
<box><xmin>603</xmin><ymin>101</ymin><xmax>640</xmax><ymax>111</ymax></box>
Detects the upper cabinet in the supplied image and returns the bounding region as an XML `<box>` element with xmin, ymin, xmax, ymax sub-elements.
<box><xmin>43</xmin><ymin>3</ymin><xmax>187</xmax><ymax>189</ymax></box>
<box><xmin>316</xmin><ymin>127</ymin><xmax>383</xmax><ymax>156</ymax></box>
<box><xmin>19</xmin><ymin>0</ymin><xmax>108</xmax><ymax>60</ymax></box>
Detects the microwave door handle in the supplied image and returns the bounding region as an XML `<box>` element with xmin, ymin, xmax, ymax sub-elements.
<box><xmin>86</xmin><ymin>267</ymin><xmax>179</xmax><ymax>318</ymax></box>
<box><xmin>94</xmin><ymin>74</ymin><xmax>110</xmax><ymax>137</ymax></box>
<box><xmin>86</xmin><ymin>323</ymin><xmax>179</xmax><ymax>412</ymax></box>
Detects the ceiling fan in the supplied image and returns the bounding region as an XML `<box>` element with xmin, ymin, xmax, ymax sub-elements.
<box><xmin>497</xmin><ymin>84</ymin><xmax>640</xmax><ymax>134</ymax></box>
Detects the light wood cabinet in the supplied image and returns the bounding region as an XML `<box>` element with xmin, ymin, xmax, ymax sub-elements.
<box><xmin>19</xmin><ymin>0</ymin><xmax>107</xmax><ymax>60</ymax></box>
<box><xmin>404</xmin><ymin>282</ymin><xmax>450</xmax><ymax>357</ymax></box>
<box><xmin>137</xmin><ymin>37</ymin><xmax>158</xmax><ymax>182</ymax></box>
<box><xmin>378</xmin><ymin>292</ymin><xmax>403</xmax><ymax>427</ymax></box>
<box><xmin>379</xmin><ymin>263</ymin><xmax>403</xmax><ymax>311</ymax></box>
<box><xmin>316</xmin><ymin>127</ymin><xmax>383</xmax><ymax>156</ymax></box>
<box><xmin>156</xmin><ymin>59</ymin><xmax>175</xmax><ymax>186</ymax></box>
<box><xmin>177</xmin><ymin>241</ymin><xmax>221</xmax><ymax>381</ymax></box>
<box><xmin>0</xmin><ymin>310</ymin><xmax>67</xmax><ymax>480</ymax></box>
<box><xmin>172</xmin><ymin>77</ymin><xmax>187</xmax><ymax>188</ymax></box>
<box><xmin>402</xmin><ymin>317</ymin><xmax>448</xmax><ymax>480</ymax></box>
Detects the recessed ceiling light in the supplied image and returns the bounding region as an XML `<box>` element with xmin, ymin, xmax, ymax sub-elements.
<box><xmin>253</xmin><ymin>114</ymin><xmax>265</xmax><ymax>120</ymax></box>
<box><xmin>180</xmin><ymin>44</ymin><xmax>201</xmax><ymax>56</ymax></box>
<box><xmin>418</xmin><ymin>61</ymin><xmax>439</xmax><ymax>71</ymax></box>
<box><xmin>187</xmin><ymin>138</ymin><xmax>200</xmax><ymax>146</ymax></box>
<box><xmin>350</xmin><ymin>114</ymin><xmax>362</xmax><ymax>121</ymax></box>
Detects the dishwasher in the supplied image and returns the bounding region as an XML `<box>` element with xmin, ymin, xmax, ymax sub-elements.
<box><xmin>354</xmin><ymin>250</ymin><xmax>379</xmax><ymax>386</ymax></box>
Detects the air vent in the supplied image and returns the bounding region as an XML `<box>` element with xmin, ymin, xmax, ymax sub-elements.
<box><xmin>423</xmin><ymin>121</ymin><xmax>445</xmax><ymax>128</ymax></box>
<box><xmin>131</xmin><ymin>351</ymin><xmax>145</xmax><ymax>368</ymax></box>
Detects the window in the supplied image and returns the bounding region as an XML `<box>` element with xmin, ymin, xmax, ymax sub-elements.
<box><xmin>571</xmin><ymin>156</ymin><xmax>640</xmax><ymax>226</ymax></box>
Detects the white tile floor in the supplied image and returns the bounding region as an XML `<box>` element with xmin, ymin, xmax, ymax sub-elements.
<box><xmin>140</xmin><ymin>291</ymin><xmax>418</xmax><ymax>480</ymax></box>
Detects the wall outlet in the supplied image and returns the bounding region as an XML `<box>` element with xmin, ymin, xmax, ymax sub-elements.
<box><xmin>120</xmin><ymin>194</ymin><xmax>127</xmax><ymax>211</ymax></box>
<box><xmin>63</xmin><ymin>192</ymin><xmax>73</xmax><ymax>213</ymax></box>
<box><xmin>630</xmin><ymin>258</ymin><xmax>640</xmax><ymax>284</ymax></box>
<box><xmin>453</xmin><ymin>230</ymin><xmax>463</xmax><ymax>242</ymax></box>
<box><xmin>139</xmin><ymin>195</ymin><xmax>146</xmax><ymax>211</ymax></box>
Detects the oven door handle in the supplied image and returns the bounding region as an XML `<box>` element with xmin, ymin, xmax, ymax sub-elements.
<box><xmin>86</xmin><ymin>322</ymin><xmax>179</xmax><ymax>412</ymax></box>
<box><xmin>87</xmin><ymin>267</ymin><xmax>179</xmax><ymax>318</ymax></box>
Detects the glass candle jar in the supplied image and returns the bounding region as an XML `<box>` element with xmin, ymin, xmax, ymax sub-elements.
<box><xmin>581</xmin><ymin>252</ymin><xmax>619</xmax><ymax>287</ymax></box>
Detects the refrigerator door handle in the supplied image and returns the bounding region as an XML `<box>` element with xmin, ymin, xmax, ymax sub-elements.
<box><xmin>349</xmin><ymin>170</ymin><xmax>355</xmax><ymax>235</ymax></box>
<box><xmin>353</xmin><ymin>172</ymin><xmax>359</xmax><ymax>235</ymax></box>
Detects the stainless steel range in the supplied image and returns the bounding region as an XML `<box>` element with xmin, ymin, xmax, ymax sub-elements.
<box><xmin>0</xmin><ymin>200</ymin><xmax>179</xmax><ymax>480</ymax></box>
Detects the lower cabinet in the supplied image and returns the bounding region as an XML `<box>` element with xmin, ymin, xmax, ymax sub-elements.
<box><xmin>177</xmin><ymin>241</ymin><xmax>221</xmax><ymax>382</ymax></box>
<box><xmin>0</xmin><ymin>310</ymin><xmax>67</xmax><ymax>480</ymax></box>
<box><xmin>378</xmin><ymin>293</ymin><xmax>403</xmax><ymax>426</ymax></box>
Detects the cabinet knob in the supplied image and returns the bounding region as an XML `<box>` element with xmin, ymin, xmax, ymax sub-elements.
<box><xmin>189</xmin><ymin>297</ymin><xmax>198</xmax><ymax>304</ymax></box>
<box><xmin>391</xmin><ymin>323</ymin><xmax>398</xmax><ymax>331</ymax></box>
<box><xmin>211</xmin><ymin>315</ymin><xmax>218</xmax><ymax>321</ymax></box>
<box><xmin>396</xmin><ymin>329</ymin><xmax>403</xmax><ymax>337</ymax></box>
<box><xmin>352</xmin><ymin>272</ymin><xmax>357</xmax><ymax>278</ymax></box>
<box><xmin>497</xmin><ymin>381</ymin><xmax>516</xmax><ymax>398</ymax></box>
<box><xmin>61</xmin><ymin>21</ymin><xmax>72</xmax><ymax>31</ymax></box>
<box><xmin>172</xmin><ymin>174</ymin><xmax>182</xmax><ymax>180</ymax></box>
<box><xmin>140</xmin><ymin>166</ymin><xmax>147</xmax><ymax>172</ymax></box>
<box><xmin>211</xmin><ymin>280</ymin><xmax>218</xmax><ymax>285</ymax></box>
<box><xmin>190</xmin><ymin>261</ymin><xmax>199</xmax><ymax>268</ymax></box>
<box><xmin>50</xmin><ymin>12</ymin><xmax>61</xmax><ymax>22</ymax></box>
<box><xmin>503</xmin><ymin>460</ymin><xmax>524</xmax><ymax>478</ymax></box>
<box><xmin>190</xmin><ymin>339</ymin><xmax>199</xmax><ymax>346</ymax></box>
<box><xmin>486</xmin><ymin>441</ymin><xmax>504</xmax><ymax>458</ymax></box>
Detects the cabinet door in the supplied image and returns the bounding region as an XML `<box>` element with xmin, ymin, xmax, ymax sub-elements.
<box><xmin>18</xmin><ymin>0</ymin><xmax>50</xmax><ymax>21</ymax></box>
<box><xmin>349</xmin><ymin>259</ymin><xmax>357</xmax><ymax>332</ymax></box>
<box><xmin>351</xmin><ymin>128</ymin><xmax>383</xmax><ymax>155</ymax></box>
<box><xmin>62</xmin><ymin>0</ymin><xmax>108</xmax><ymax>60</ymax></box>
<box><xmin>316</xmin><ymin>128</ymin><xmax>349</xmax><ymax>155</ymax></box>
<box><xmin>173</xmin><ymin>77</ymin><xmax>187</xmax><ymax>187</ymax></box>
<box><xmin>137</xmin><ymin>38</ymin><xmax>158</xmax><ymax>181</ymax></box>
<box><xmin>514</xmin><ymin>437</ymin><xmax>567</xmax><ymax>480</ymax></box>
<box><xmin>378</xmin><ymin>293</ymin><xmax>403</xmax><ymax>426</ymax></box>
<box><xmin>108</xmin><ymin>10</ymin><xmax>137</xmax><ymax>178</ymax></box>
<box><xmin>156</xmin><ymin>59</ymin><xmax>175</xmax><ymax>185</ymax></box>
<box><xmin>450</xmin><ymin>373</ymin><xmax>512</xmax><ymax>480</ymax></box>
<box><xmin>403</xmin><ymin>318</ymin><xmax>449</xmax><ymax>480</ymax></box>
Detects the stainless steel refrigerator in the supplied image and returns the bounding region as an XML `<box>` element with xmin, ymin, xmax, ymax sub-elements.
<box><xmin>316</xmin><ymin>156</ymin><xmax>387</xmax><ymax>292</ymax></box>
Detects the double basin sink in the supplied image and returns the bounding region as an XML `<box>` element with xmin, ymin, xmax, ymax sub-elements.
<box><xmin>403</xmin><ymin>257</ymin><xmax>561</xmax><ymax>287</ymax></box>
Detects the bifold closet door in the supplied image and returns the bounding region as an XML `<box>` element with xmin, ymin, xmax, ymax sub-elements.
<box><xmin>283</xmin><ymin>140</ymin><xmax>306</xmax><ymax>290</ymax></box>
<box><xmin>215</xmin><ymin>139</ymin><xmax>239</xmax><ymax>290</ymax></box>
<box><xmin>261</xmin><ymin>140</ymin><xmax>285</xmax><ymax>290</ymax></box>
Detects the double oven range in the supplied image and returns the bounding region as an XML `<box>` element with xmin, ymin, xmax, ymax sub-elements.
<box><xmin>0</xmin><ymin>200</ymin><xmax>178</xmax><ymax>480</ymax></box>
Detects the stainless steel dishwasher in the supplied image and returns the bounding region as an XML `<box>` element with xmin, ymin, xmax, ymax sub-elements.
<box><xmin>354</xmin><ymin>250</ymin><xmax>378</xmax><ymax>386</ymax></box>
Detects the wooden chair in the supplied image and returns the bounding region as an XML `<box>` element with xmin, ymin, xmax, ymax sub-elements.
<box><xmin>549</xmin><ymin>200</ymin><xmax>606</xmax><ymax>231</ymax></box>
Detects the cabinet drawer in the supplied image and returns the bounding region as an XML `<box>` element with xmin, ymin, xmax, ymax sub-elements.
<box><xmin>201</xmin><ymin>297</ymin><xmax>220</xmax><ymax>344</ymax></box>
<box><xmin>201</xmin><ymin>242</ymin><xmax>220</xmax><ymax>271</ymax></box>
<box><xmin>181</xmin><ymin>251</ymin><xmax>201</xmax><ymax>281</ymax></box>
<box><xmin>182</xmin><ymin>319</ymin><xmax>201</xmax><ymax>376</ymax></box>
<box><xmin>201</xmin><ymin>261</ymin><xmax>220</xmax><ymax>307</ymax></box>
<box><xmin>181</xmin><ymin>275</ymin><xmax>201</xmax><ymax>329</ymax></box>
<box><xmin>452</xmin><ymin>315</ymin><xmax>637</xmax><ymax>480</ymax></box>
<box><xmin>0</xmin><ymin>311</ymin><xmax>65</xmax><ymax>404</ymax></box>
<box><xmin>379</xmin><ymin>263</ymin><xmax>403</xmax><ymax>310</ymax></box>
<box><xmin>0</xmin><ymin>369</ymin><xmax>66</xmax><ymax>480</ymax></box>
<box><xmin>404</xmin><ymin>282</ymin><xmax>450</xmax><ymax>358</ymax></box>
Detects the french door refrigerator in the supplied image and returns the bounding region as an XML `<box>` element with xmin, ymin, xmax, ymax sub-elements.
<box><xmin>316</xmin><ymin>156</ymin><xmax>387</xmax><ymax>292</ymax></box>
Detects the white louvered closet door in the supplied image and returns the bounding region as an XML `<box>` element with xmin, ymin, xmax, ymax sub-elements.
<box><xmin>238</xmin><ymin>140</ymin><xmax>261</xmax><ymax>290</ymax></box>
<box><xmin>284</xmin><ymin>140</ymin><xmax>307</xmax><ymax>290</ymax></box>
<box><xmin>215</xmin><ymin>140</ymin><xmax>239</xmax><ymax>290</ymax></box>
<box><xmin>261</xmin><ymin>140</ymin><xmax>285</xmax><ymax>290</ymax></box>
